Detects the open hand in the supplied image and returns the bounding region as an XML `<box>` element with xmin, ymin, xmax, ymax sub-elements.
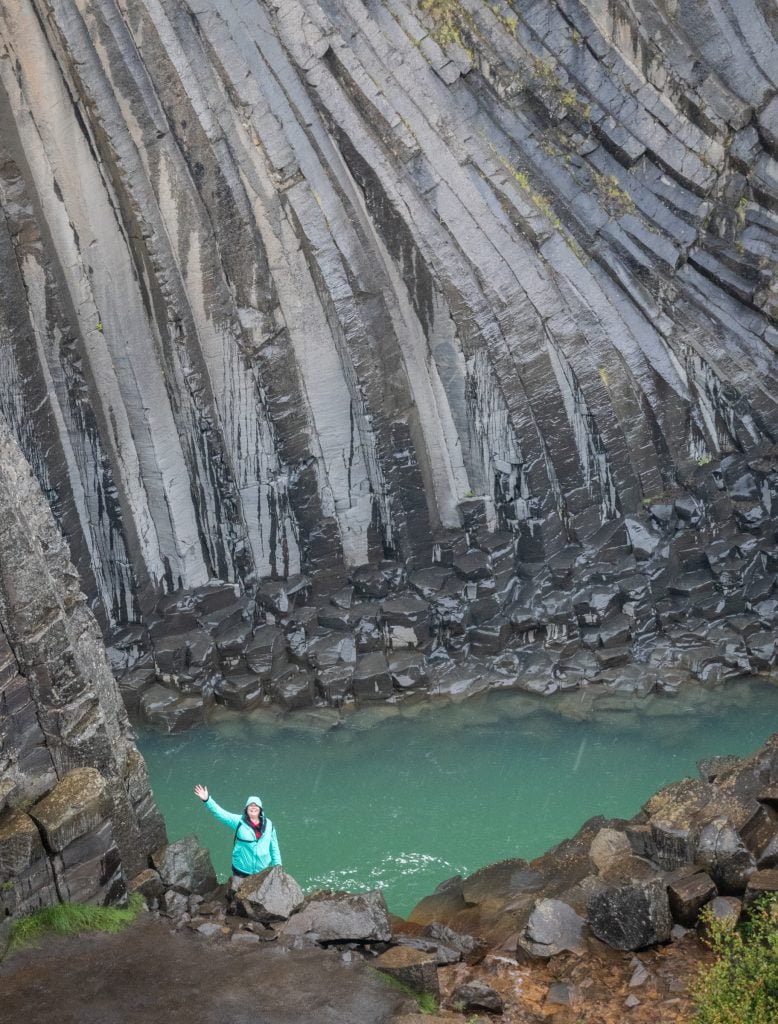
<box><xmin>194</xmin><ymin>784</ymin><xmax>209</xmax><ymax>802</ymax></box>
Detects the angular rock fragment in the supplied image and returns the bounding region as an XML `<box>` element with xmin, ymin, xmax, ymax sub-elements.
<box><xmin>281</xmin><ymin>889</ymin><xmax>391</xmax><ymax>942</ymax></box>
<box><xmin>236</xmin><ymin>867</ymin><xmax>304</xmax><ymax>923</ymax></box>
<box><xmin>151</xmin><ymin>834</ymin><xmax>217</xmax><ymax>896</ymax></box>
<box><xmin>374</xmin><ymin>946</ymin><xmax>440</xmax><ymax>997</ymax></box>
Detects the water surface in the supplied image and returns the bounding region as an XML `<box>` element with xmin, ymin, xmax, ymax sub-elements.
<box><xmin>138</xmin><ymin>680</ymin><xmax>778</xmax><ymax>917</ymax></box>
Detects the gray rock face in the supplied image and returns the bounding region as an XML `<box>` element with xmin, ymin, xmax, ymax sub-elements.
<box><xmin>281</xmin><ymin>889</ymin><xmax>392</xmax><ymax>943</ymax></box>
<box><xmin>236</xmin><ymin>867</ymin><xmax>305</xmax><ymax>923</ymax></box>
<box><xmin>0</xmin><ymin>0</ymin><xmax>775</xmax><ymax>716</ymax></box>
<box><xmin>0</xmin><ymin>421</ymin><xmax>166</xmax><ymax>918</ymax></box>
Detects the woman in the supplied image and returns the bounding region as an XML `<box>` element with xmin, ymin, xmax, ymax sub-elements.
<box><xmin>194</xmin><ymin>784</ymin><xmax>281</xmax><ymax>890</ymax></box>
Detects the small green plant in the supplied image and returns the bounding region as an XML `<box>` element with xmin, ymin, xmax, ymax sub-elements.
<box><xmin>95</xmin><ymin>321</ymin><xmax>103</xmax><ymax>333</ymax></box>
<box><xmin>697</xmin><ymin>455</ymin><xmax>713</xmax><ymax>467</ymax></box>
<box><xmin>372</xmin><ymin>969</ymin><xmax>439</xmax><ymax>1014</ymax></box>
<box><xmin>8</xmin><ymin>895</ymin><xmax>145</xmax><ymax>952</ymax></box>
<box><xmin>592</xmin><ymin>171</ymin><xmax>636</xmax><ymax>216</ymax></box>
<box><xmin>0</xmin><ymin>880</ymin><xmax>14</xmax><ymax>892</ymax></box>
<box><xmin>690</xmin><ymin>895</ymin><xmax>778</xmax><ymax>1024</ymax></box>
<box><xmin>420</xmin><ymin>0</ymin><xmax>474</xmax><ymax>59</ymax></box>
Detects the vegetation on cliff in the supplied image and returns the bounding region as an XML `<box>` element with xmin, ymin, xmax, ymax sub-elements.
<box><xmin>691</xmin><ymin>896</ymin><xmax>778</xmax><ymax>1024</ymax></box>
<box><xmin>7</xmin><ymin>895</ymin><xmax>146</xmax><ymax>953</ymax></box>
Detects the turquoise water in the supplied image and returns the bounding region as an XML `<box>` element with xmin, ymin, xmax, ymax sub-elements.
<box><xmin>138</xmin><ymin>680</ymin><xmax>778</xmax><ymax>917</ymax></box>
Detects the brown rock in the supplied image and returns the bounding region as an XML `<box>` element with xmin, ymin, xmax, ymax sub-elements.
<box><xmin>743</xmin><ymin>868</ymin><xmax>778</xmax><ymax>907</ymax></box>
<box><xmin>667</xmin><ymin>872</ymin><xmax>717</xmax><ymax>926</ymax></box>
<box><xmin>374</xmin><ymin>945</ymin><xmax>440</xmax><ymax>997</ymax></box>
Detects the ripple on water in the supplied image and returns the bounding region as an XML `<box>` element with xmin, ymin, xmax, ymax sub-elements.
<box><xmin>138</xmin><ymin>677</ymin><xmax>778</xmax><ymax>917</ymax></box>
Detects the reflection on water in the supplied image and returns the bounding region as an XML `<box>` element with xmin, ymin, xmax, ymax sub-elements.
<box><xmin>138</xmin><ymin>679</ymin><xmax>778</xmax><ymax>917</ymax></box>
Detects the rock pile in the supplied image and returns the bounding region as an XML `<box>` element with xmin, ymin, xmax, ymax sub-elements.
<box><xmin>112</xmin><ymin>473</ymin><xmax>778</xmax><ymax>729</ymax></box>
<box><xmin>408</xmin><ymin>734</ymin><xmax>778</xmax><ymax>959</ymax></box>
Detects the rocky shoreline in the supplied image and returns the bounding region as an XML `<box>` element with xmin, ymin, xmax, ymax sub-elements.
<box><xmin>3</xmin><ymin>732</ymin><xmax>776</xmax><ymax>1023</ymax></box>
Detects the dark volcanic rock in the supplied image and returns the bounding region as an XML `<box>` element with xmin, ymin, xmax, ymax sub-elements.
<box><xmin>587</xmin><ymin>868</ymin><xmax>673</xmax><ymax>951</ymax></box>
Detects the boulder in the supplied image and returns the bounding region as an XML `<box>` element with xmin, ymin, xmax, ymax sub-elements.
<box><xmin>699</xmin><ymin>895</ymin><xmax>741</xmax><ymax>933</ymax></box>
<box><xmin>352</xmin><ymin>653</ymin><xmax>393</xmax><ymax>701</ymax></box>
<box><xmin>450</xmin><ymin>979</ymin><xmax>504</xmax><ymax>1014</ymax></box>
<box><xmin>587</xmin><ymin>859</ymin><xmax>672</xmax><ymax>950</ymax></box>
<box><xmin>743</xmin><ymin>868</ymin><xmax>778</xmax><ymax>906</ymax></box>
<box><xmin>695</xmin><ymin>819</ymin><xmax>757</xmax><ymax>893</ymax></box>
<box><xmin>519</xmin><ymin>898</ymin><xmax>587</xmax><ymax>957</ymax></box>
<box><xmin>667</xmin><ymin>872</ymin><xmax>717</xmax><ymax>926</ymax></box>
<box><xmin>388</xmin><ymin>650</ymin><xmax>428</xmax><ymax>690</ymax></box>
<box><xmin>589</xmin><ymin>829</ymin><xmax>632</xmax><ymax>873</ymax></box>
<box><xmin>245</xmin><ymin>625</ymin><xmax>287</xmax><ymax>677</ymax></box>
<box><xmin>270</xmin><ymin>665</ymin><xmax>315</xmax><ymax>709</ymax></box>
<box><xmin>374</xmin><ymin>945</ymin><xmax>440</xmax><ymax>997</ymax></box>
<box><xmin>213</xmin><ymin>673</ymin><xmax>264</xmax><ymax>711</ymax></box>
<box><xmin>381</xmin><ymin>597</ymin><xmax>430</xmax><ymax>647</ymax></box>
<box><xmin>128</xmin><ymin>867</ymin><xmax>165</xmax><ymax>901</ymax></box>
<box><xmin>315</xmin><ymin>664</ymin><xmax>354</xmax><ymax>705</ymax></box>
<box><xmin>235</xmin><ymin>867</ymin><xmax>304</xmax><ymax>922</ymax></box>
<box><xmin>139</xmin><ymin>685</ymin><xmax>205</xmax><ymax>733</ymax></box>
<box><xmin>424</xmin><ymin>922</ymin><xmax>488</xmax><ymax>964</ymax></box>
<box><xmin>151</xmin><ymin>834</ymin><xmax>217</xmax><ymax>895</ymax></box>
<box><xmin>281</xmin><ymin>889</ymin><xmax>391</xmax><ymax>942</ymax></box>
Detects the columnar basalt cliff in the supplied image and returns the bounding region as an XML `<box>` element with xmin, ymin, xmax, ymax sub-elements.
<box><xmin>1</xmin><ymin>2</ymin><xmax>777</xmax><ymax>717</ymax></box>
<box><xmin>0</xmin><ymin>419</ymin><xmax>166</xmax><ymax>918</ymax></box>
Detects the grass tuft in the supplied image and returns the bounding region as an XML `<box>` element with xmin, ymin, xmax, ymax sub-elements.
<box><xmin>8</xmin><ymin>895</ymin><xmax>146</xmax><ymax>952</ymax></box>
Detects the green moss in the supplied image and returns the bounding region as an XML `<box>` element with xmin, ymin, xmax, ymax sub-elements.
<box><xmin>592</xmin><ymin>171</ymin><xmax>636</xmax><ymax>216</ymax></box>
<box><xmin>372</xmin><ymin>968</ymin><xmax>440</xmax><ymax>1013</ymax></box>
<box><xmin>8</xmin><ymin>895</ymin><xmax>145</xmax><ymax>952</ymax></box>
<box><xmin>420</xmin><ymin>0</ymin><xmax>475</xmax><ymax>60</ymax></box>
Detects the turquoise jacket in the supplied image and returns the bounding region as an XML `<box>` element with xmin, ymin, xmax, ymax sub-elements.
<box><xmin>203</xmin><ymin>795</ymin><xmax>282</xmax><ymax>875</ymax></box>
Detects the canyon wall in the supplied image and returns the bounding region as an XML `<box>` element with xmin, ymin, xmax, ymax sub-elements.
<box><xmin>0</xmin><ymin>1</ymin><xmax>777</xmax><ymax>710</ymax></box>
<box><xmin>0</xmin><ymin>418</ymin><xmax>165</xmax><ymax>917</ymax></box>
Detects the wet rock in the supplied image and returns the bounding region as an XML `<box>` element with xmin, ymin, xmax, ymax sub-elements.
<box><xmin>374</xmin><ymin>946</ymin><xmax>440</xmax><ymax>997</ymax></box>
<box><xmin>139</xmin><ymin>685</ymin><xmax>205</xmax><ymax>733</ymax></box>
<box><xmin>352</xmin><ymin>652</ymin><xmax>393</xmax><ymax>701</ymax></box>
<box><xmin>151</xmin><ymin>834</ymin><xmax>217</xmax><ymax>896</ymax></box>
<box><xmin>245</xmin><ymin>626</ymin><xmax>287</xmax><ymax>678</ymax></box>
<box><xmin>450</xmin><ymin>980</ymin><xmax>503</xmax><ymax>1015</ymax></box>
<box><xmin>0</xmin><ymin>808</ymin><xmax>46</xmax><ymax>876</ymax></box>
<box><xmin>214</xmin><ymin>673</ymin><xmax>264</xmax><ymax>711</ymax></box>
<box><xmin>315</xmin><ymin>665</ymin><xmax>354</xmax><ymax>705</ymax></box>
<box><xmin>236</xmin><ymin>867</ymin><xmax>305</xmax><ymax>923</ymax></box>
<box><xmin>388</xmin><ymin>650</ymin><xmax>428</xmax><ymax>690</ymax></box>
<box><xmin>452</xmin><ymin>552</ymin><xmax>491</xmax><ymax>582</ymax></box>
<box><xmin>381</xmin><ymin>597</ymin><xmax>430</xmax><ymax>647</ymax></box>
<box><xmin>281</xmin><ymin>889</ymin><xmax>391</xmax><ymax>942</ymax></box>
<box><xmin>270</xmin><ymin>665</ymin><xmax>315</xmax><ymax>709</ymax></box>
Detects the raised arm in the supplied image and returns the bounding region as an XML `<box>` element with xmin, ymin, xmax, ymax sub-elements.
<box><xmin>194</xmin><ymin>784</ymin><xmax>241</xmax><ymax>829</ymax></box>
<box><xmin>269</xmin><ymin>825</ymin><xmax>282</xmax><ymax>866</ymax></box>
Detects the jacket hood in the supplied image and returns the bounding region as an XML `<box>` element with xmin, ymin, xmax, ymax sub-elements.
<box><xmin>245</xmin><ymin>795</ymin><xmax>263</xmax><ymax>809</ymax></box>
